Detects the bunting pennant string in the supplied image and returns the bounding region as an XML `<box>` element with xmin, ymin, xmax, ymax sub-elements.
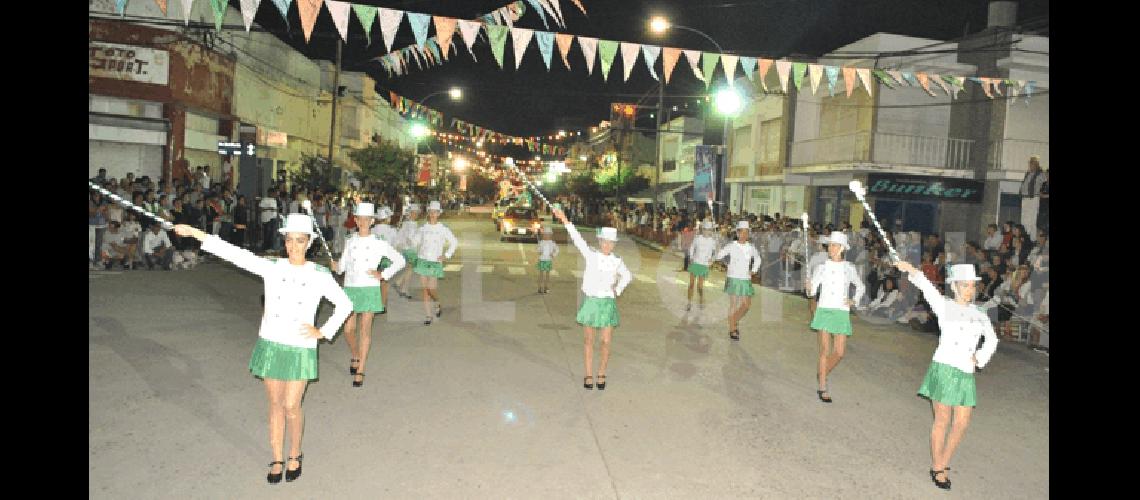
<box><xmin>181</xmin><ymin>0</ymin><xmax>195</xmax><ymax>25</ymax></box>
<box><xmin>856</xmin><ymin>68</ymin><xmax>873</xmax><ymax>96</ymax></box>
<box><xmin>701</xmin><ymin>52</ymin><xmax>720</xmax><ymax>89</ymax></box>
<box><xmin>683</xmin><ymin>50</ymin><xmax>704</xmax><ymax>82</ymax></box>
<box><xmin>758</xmin><ymin>58</ymin><xmax>773</xmax><ymax>91</ymax></box>
<box><xmin>842</xmin><ymin>67</ymin><xmax>856</xmax><ymax>97</ymax></box>
<box><xmin>352</xmin><ymin>4</ymin><xmax>377</xmax><ymax>45</ymax></box>
<box><xmin>510</xmin><ymin>27</ymin><xmax>535</xmax><ymax>69</ymax></box>
<box><xmin>209</xmin><ymin>0</ymin><xmax>228</xmax><ymax>32</ymax></box>
<box><xmin>619</xmin><ymin>42</ymin><xmax>641</xmax><ymax>82</ymax></box>
<box><xmin>377</xmin><ymin>7</ymin><xmax>403</xmax><ymax>53</ymax></box>
<box><xmin>578</xmin><ymin>36</ymin><xmax>598</xmax><ymax>75</ymax></box>
<box><xmin>434</xmin><ymin>16</ymin><xmax>458</xmax><ymax>60</ymax></box>
<box><xmin>535</xmin><ymin>31</ymin><xmax>555</xmax><ymax>70</ymax></box>
<box><xmin>740</xmin><ymin>56</ymin><xmax>756</xmax><ymax>82</ymax></box>
<box><xmin>808</xmin><ymin>63</ymin><xmax>823</xmax><ymax>94</ymax></box>
<box><xmin>154</xmin><ymin>0</ymin><xmax>168</xmax><ymax>16</ymax></box>
<box><xmin>598</xmin><ymin>40</ymin><xmax>619</xmax><ymax>81</ymax></box>
<box><xmin>775</xmin><ymin>60</ymin><xmax>792</xmax><ymax>93</ymax></box>
<box><xmin>240</xmin><ymin>0</ymin><xmax>261</xmax><ymax>32</ymax></box>
<box><xmin>407</xmin><ymin>12</ymin><xmax>432</xmax><ymax>47</ymax></box>
<box><xmin>661</xmin><ymin>47</ymin><xmax>681</xmax><ymax>84</ymax></box>
<box><xmin>642</xmin><ymin>45</ymin><xmax>661</xmax><ymax>81</ymax></box>
<box><xmin>326</xmin><ymin>1</ymin><xmax>352</xmax><ymax>42</ymax></box>
<box><xmin>791</xmin><ymin>62</ymin><xmax>808</xmax><ymax>91</ymax></box>
<box><xmin>271</xmin><ymin>0</ymin><xmax>292</xmax><ymax>27</ymax></box>
<box><xmin>487</xmin><ymin>24</ymin><xmax>510</xmax><ymax>69</ymax></box>
<box><xmin>555</xmin><ymin>33</ymin><xmax>575</xmax><ymax>69</ymax></box>
<box><xmin>825</xmin><ymin>65</ymin><xmax>839</xmax><ymax>96</ymax></box>
<box><xmin>721</xmin><ymin>55</ymin><xmax>739</xmax><ymax>86</ymax></box>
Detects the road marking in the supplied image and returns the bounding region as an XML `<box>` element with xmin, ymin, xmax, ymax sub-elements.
<box><xmin>549</xmin><ymin>270</ymin><xmax>559</xmax><ymax>277</ymax></box>
<box><xmin>571</xmin><ymin>270</ymin><xmax>583</xmax><ymax>278</ymax></box>
<box><xmin>477</xmin><ymin>265</ymin><xmax>494</xmax><ymax>273</ymax></box>
<box><xmin>516</xmin><ymin>242</ymin><xmax>529</xmax><ymax>265</ymax></box>
<box><xmin>635</xmin><ymin>274</ymin><xmax>655</xmax><ymax>284</ymax></box>
<box><xmin>508</xmin><ymin>267</ymin><xmax>526</xmax><ymax>275</ymax></box>
<box><xmin>443</xmin><ymin>264</ymin><xmax>463</xmax><ymax>272</ymax></box>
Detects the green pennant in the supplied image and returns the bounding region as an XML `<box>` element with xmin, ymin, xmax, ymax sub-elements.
<box><xmin>701</xmin><ymin>52</ymin><xmax>720</xmax><ymax>89</ymax></box>
<box><xmin>598</xmin><ymin>40</ymin><xmax>619</xmax><ymax>81</ymax></box>
<box><xmin>209</xmin><ymin>0</ymin><xmax>227</xmax><ymax>32</ymax></box>
<box><xmin>792</xmin><ymin>62</ymin><xmax>808</xmax><ymax>91</ymax></box>
<box><xmin>487</xmin><ymin>25</ymin><xmax>510</xmax><ymax>69</ymax></box>
<box><xmin>873</xmin><ymin>70</ymin><xmax>897</xmax><ymax>88</ymax></box>
<box><xmin>352</xmin><ymin>5</ymin><xmax>378</xmax><ymax>45</ymax></box>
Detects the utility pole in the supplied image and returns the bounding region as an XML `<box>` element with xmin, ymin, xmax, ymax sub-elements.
<box><xmin>654</xmin><ymin>81</ymin><xmax>664</xmax><ymax>212</ymax></box>
<box><xmin>326</xmin><ymin>39</ymin><xmax>342</xmax><ymax>187</ymax></box>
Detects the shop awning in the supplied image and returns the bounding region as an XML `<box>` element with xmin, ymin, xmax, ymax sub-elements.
<box><xmin>628</xmin><ymin>181</ymin><xmax>691</xmax><ymax>202</ymax></box>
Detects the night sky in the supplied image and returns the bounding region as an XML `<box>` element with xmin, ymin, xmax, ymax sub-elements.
<box><xmin>243</xmin><ymin>0</ymin><xmax>1048</xmax><ymax>137</ymax></box>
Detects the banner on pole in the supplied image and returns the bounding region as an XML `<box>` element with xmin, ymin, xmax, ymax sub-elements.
<box><xmin>693</xmin><ymin>145</ymin><xmax>717</xmax><ymax>203</ymax></box>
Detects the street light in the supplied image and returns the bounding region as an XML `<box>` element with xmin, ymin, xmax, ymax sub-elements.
<box><xmin>448</xmin><ymin>87</ymin><xmax>462</xmax><ymax>100</ymax></box>
<box><xmin>453</xmin><ymin>157</ymin><xmax>468</xmax><ymax>172</ymax></box>
<box><xmin>410</xmin><ymin>122</ymin><xmax>430</xmax><ymax>138</ymax></box>
<box><xmin>649</xmin><ymin>16</ymin><xmax>670</xmax><ymax>34</ymax></box>
<box><xmin>714</xmin><ymin>87</ymin><xmax>744</xmax><ymax>116</ymax></box>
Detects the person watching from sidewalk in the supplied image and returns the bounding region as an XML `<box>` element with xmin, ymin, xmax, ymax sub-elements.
<box><xmin>1019</xmin><ymin>156</ymin><xmax>1046</xmax><ymax>242</ymax></box>
<box><xmin>142</xmin><ymin>222</ymin><xmax>174</xmax><ymax>271</ymax></box>
<box><xmin>100</xmin><ymin>221</ymin><xmax>132</xmax><ymax>270</ymax></box>
<box><xmin>983</xmin><ymin>224</ymin><xmax>1002</xmax><ymax>252</ymax></box>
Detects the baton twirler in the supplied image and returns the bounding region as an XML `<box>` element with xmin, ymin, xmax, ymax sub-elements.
<box><xmin>848</xmin><ymin>180</ymin><xmax>899</xmax><ymax>263</ymax></box>
<box><xmin>88</xmin><ymin>181</ymin><xmax>174</xmax><ymax>230</ymax></box>
<box><xmin>300</xmin><ymin>199</ymin><xmax>334</xmax><ymax>258</ymax></box>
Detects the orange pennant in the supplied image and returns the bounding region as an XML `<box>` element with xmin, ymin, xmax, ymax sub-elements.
<box><xmin>842</xmin><ymin>67</ymin><xmax>856</xmax><ymax>97</ymax></box>
<box><xmin>298</xmin><ymin>0</ymin><xmax>323</xmax><ymax>43</ymax></box>
<box><xmin>154</xmin><ymin>0</ymin><xmax>167</xmax><ymax>15</ymax></box>
<box><xmin>433</xmin><ymin>17</ymin><xmax>458</xmax><ymax>60</ymax></box>
<box><xmin>661</xmin><ymin>47</ymin><xmax>681</xmax><ymax>84</ymax></box>
<box><xmin>757</xmin><ymin>58</ymin><xmax>773</xmax><ymax>91</ymax></box>
<box><xmin>916</xmin><ymin>72</ymin><xmax>934</xmax><ymax>96</ymax></box>
<box><xmin>555</xmin><ymin>33</ymin><xmax>575</xmax><ymax>69</ymax></box>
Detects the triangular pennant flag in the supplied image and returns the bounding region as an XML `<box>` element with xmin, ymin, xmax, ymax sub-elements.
<box><xmin>433</xmin><ymin>16</ymin><xmax>458</xmax><ymax>60</ymax></box>
<box><xmin>661</xmin><ymin>47</ymin><xmax>681</xmax><ymax>84</ymax></box>
<box><xmin>915</xmin><ymin>72</ymin><xmax>934</xmax><ymax>96</ymax></box>
<box><xmin>757</xmin><ymin>58</ymin><xmax>773</xmax><ymax>91</ymax></box>
<box><xmin>209</xmin><ymin>0</ymin><xmax>228</xmax><ymax>32</ymax></box>
<box><xmin>458</xmin><ymin>20</ymin><xmax>482</xmax><ymax>58</ymax></box>
<box><xmin>701</xmin><ymin>52</ymin><xmax>720</xmax><ymax>88</ymax></box>
<box><xmin>825</xmin><ymin>66</ymin><xmax>839</xmax><ymax>96</ymax></box>
<box><xmin>425</xmin><ymin>38</ymin><xmax>443</xmax><ymax>65</ymax></box>
<box><xmin>642</xmin><ymin>45</ymin><xmax>661</xmax><ymax>81</ymax></box>
<box><xmin>740</xmin><ymin>56</ymin><xmax>756</xmax><ymax>81</ymax></box>
<box><xmin>791</xmin><ymin>62</ymin><xmax>808</xmax><ymax>91</ymax></box>
<box><xmin>486</xmin><ymin>25</ymin><xmax>510</xmax><ymax>69</ymax></box>
<box><xmin>1023</xmin><ymin>81</ymin><xmax>1035</xmax><ymax>104</ymax></box>
<box><xmin>535</xmin><ymin>31</ymin><xmax>554</xmax><ymax>70</ymax></box>
<box><xmin>722</xmin><ymin>55</ymin><xmax>739</xmax><ymax>86</ymax></box>
<box><xmin>976</xmin><ymin>77</ymin><xmax>994</xmax><ymax>98</ymax></box>
<box><xmin>578</xmin><ymin>36</ymin><xmax>598</xmax><ymax>76</ymax></box>
<box><xmin>873</xmin><ymin>70</ymin><xmax>895</xmax><ymax>89</ymax></box>
<box><xmin>325</xmin><ymin>1</ymin><xmax>351</xmax><ymax>42</ymax></box>
<box><xmin>683</xmin><ymin>50</ymin><xmax>705</xmax><ymax>82</ymax></box>
<box><xmin>510</xmin><ymin>27</ymin><xmax>534</xmax><ymax>69</ymax></box>
<box><xmin>902</xmin><ymin>72</ymin><xmax>919</xmax><ymax>87</ymax></box>
<box><xmin>240</xmin><ymin>0</ymin><xmax>261</xmax><ymax>32</ymax></box>
<box><xmin>886</xmin><ymin>70</ymin><xmax>906</xmax><ymax>86</ymax></box>
<box><xmin>298</xmin><ymin>0</ymin><xmax>323</xmax><ymax>43</ymax></box>
<box><xmin>555</xmin><ymin>33</ymin><xmax>575</xmax><ymax>69</ymax></box>
<box><xmin>598</xmin><ymin>40</ymin><xmax>619</xmax><ymax>81</ymax></box>
<box><xmin>856</xmin><ymin>68</ymin><xmax>873</xmax><ymax>96</ymax></box>
<box><xmin>523</xmin><ymin>0</ymin><xmax>550</xmax><ymax>29</ymax></box>
<box><xmin>537</xmin><ymin>0</ymin><xmax>563</xmax><ymax>28</ymax></box>
<box><xmin>619</xmin><ymin>42</ymin><xmax>641</xmax><ymax>82</ymax></box>
<box><xmin>181</xmin><ymin>0</ymin><xmax>195</xmax><ymax>25</ymax></box>
<box><xmin>116</xmin><ymin>0</ymin><xmax>128</xmax><ymax>15</ymax></box>
<box><xmin>271</xmin><ymin>0</ymin><xmax>292</xmax><ymax>26</ymax></box>
<box><xmin>353</xmin><ymin>5</ymin><xmax>377</xmax><ymax>45</ymax></box>
<box><xmin>547</xmin><ymin>0</ymin><xmax>566</xmax><ymax>27</ymax></box>
<box><xmin>929</xmin><ymin>73</ymin><xmax>950</xmax><ymax>96</ymax></box>
<box><xmin>154</xmin><ymin>0</ymin><xmax>168</xmax><ymax>15</ymax></box>
<box><xmin>808</xmin><ymin>63</ymin><xmax>824</xmax><ymax>95</ymax></box>
<box><xmin>1007</xmin><ymin>79</ymin><xmax>1023</xmax><ymax>98</ymax></box>
<box><xmin>775</xmin><ymin>60</ymin><xmax>792</xmax><ymax>93</ymax></box>
<box><xmin>842</xmin><ymin>67</ymin><xmax>856</xmax><ymax>97</ymax></box>
<box><xmin>407</xmin><ymin>12</ymin><xmax>431</xmax><ymax>47</ymax></box>
<box><xmin>569</xmin><ymin>0</ymin><xmax>586</xmax><ymax>16</ymax></box>
<box><xmin>992</xmin><ymin>79</ymin><xmax>1003</xmax><ymax>97</ymax></box>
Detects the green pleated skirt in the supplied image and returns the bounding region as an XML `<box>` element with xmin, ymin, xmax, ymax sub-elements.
<box><xmin>688</xmin><ymin>262</ymin><xmax>709</xmax><ymax>277</ymax></box>
<box><xmin>401</xmin><ymin>249</ymin><xmax>418</xmax><ymax>267</ymax></box>
<box><xmin>536</xmin><ymin>260</ymin><xmax>553</xmax><ymax>271</ymax></box>
<box><xmin>249</xmin><ymin>338</ymin><xmax>318</xmax><ymax>381</ymax></box>
<box><xmin>918</xmin><ymin>361</ymin><xmax>977</xmax><ymax>407</ymax></box>
<box><xmin>724</xmin><ymin>277</ymin><xmax>754</xmax><ymax>296</ymax></box>
<box><xmin>414</xmin><ymin>259</ymin><xmax>444</xmax><ymax>278</ymax></box>
<box><xmin>379</xmin><ymin>256</ymin><xmax>392</xmax><ymax>269</ymax></box>
<box><xmin>810</xmin><ymin>307</ymin><xmax>853</xmax><ymax>335</ymax></box>
<box><xmin>344</xmin><ymin>286</ymin><xmax>384</xmax><ymax>313</ymax></box>
<box><xmin>576</xmin><ymin>296</ymin><xmax>619</xmax><ymax>328</ymax></box>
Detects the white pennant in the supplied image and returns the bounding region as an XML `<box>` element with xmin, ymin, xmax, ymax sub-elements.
<box><xmin>457</xmin><ymin>20</ymin><xmax>482</xmax><ymax>59</ymax></box>
<box><xmin>775</xmin><ymin>60</ymin><xmax>792</xmax><ymax>93</ymax></box>
<box><xmin>856</xmin><ymin>68</ymin><xmax>873</xmax><ymax>96</ymax></box>
<box><xmin>547</xmin><ymin>0</ymin><xmax>566</xmax><ymax>27</ymax></box>
<box><xmin>510</xmin><ymin>27</ymin><xmax>534</xmax><ymax>69</ymax></box>
<box><xmin>721</xmin><ymin>55</ymin><xmax>739</xmax><ymax>86</ymax></box>
<box><xmin>683</xmin><ymin>50</ymin><xmax>704</xmax><ymax>81</ymax></box>
<box><xmin>578</xmin><ymin>36</ymin><xmax>598</xmax><ymax>76</ymax></box>
<box><xmin>325</xmin><ymin>1</ymin><xmax>352</xmax><ymax>42</ymax></box>
<box><xmin>619</xmin><ymin>42</ymin><xmax>641</xmax><ymax>82</ymax></box>
<box><xmin>378</xmin><ymin>8</ymin><xmax>405</xmax><ymax>54</ymax></box>
<box><xmin>808</xmin><ymin>63</ymin><xmax>824</xmax><ymax>95</ymax></box>
<box><xmin>240</xmin><ymin>0</ymin><xmax>261</xmax><ymax>32</ymax></box>
<box><xmin>181</xmin><ymin>0</ymin><xmax>195</xmax><ymax>25</ymax></box>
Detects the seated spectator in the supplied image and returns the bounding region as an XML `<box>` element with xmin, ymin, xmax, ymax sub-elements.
<box><xmin>1028</xmin><ymin>282</ymin><xmax>1048</xmax><ymax>352</ymax></box>
<box><xmin>979</xmin><ymin>265</ymin><xmax>1002</xmax><ymax>303</ymax></box>
<box><xmin>920</xmin><ymin>252</ymin><xmax>942</xmax><ymax>288</ymax></box>
<box><xmin>100</xmin><ymin>221</ymin><xmax>133</xmax><ymax>270</ymax></box>
<box><xmin>863</xmin><ymin>277</ymin><xmax>899</xmax><ymax>317</ymax></box>
<box><xmin>983</xmin><ymin>223</ymin><xmax>1002</xmax><ymax>251</ymax></box>
<box><xmin>142</xmin><ymin>223</ymin><xmax>174</xmax><ymax>271</ymax></box>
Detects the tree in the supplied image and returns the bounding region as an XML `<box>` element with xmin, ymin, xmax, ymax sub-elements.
<box><xmin>466</xmin><ymin>173</ymin><xmax>498</xmax><ymax>200</ymax></box>
<box><xmin>567</xmin><ymin>172</ymin><xmax>602</xmax><ymax>203</ymax></box>
<box><xmin>293</xmin><ymin>154</ymin><xmax>336</xmax><ymax>193</ymax></box>
<box><xmin>348</xmin><ymin>140</ymin><xmax>416</xmax><ymax>201</ymax></box>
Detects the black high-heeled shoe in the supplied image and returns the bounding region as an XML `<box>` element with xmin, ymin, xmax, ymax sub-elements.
<box><xmin>730</xmin><ymin>329</ymin><xmax>740</xmax><ymax>341</ymax></box>
<box><xmin>266</xmin><ymin>460</ymin><xmax>284</xmax><ymax>484</ymax></box>
<box><xmin>349</xmin><ymin>358</ymin><xmax>359</xmax><ymax>375</ymax></box>
<box><xmin>435</xmin><ymin>304</ymin><xmax>442</xmax><ymax>317</ymax></box>
<box><xmin>583</xmin><ymin>375</ymin><xmax>594</xmax><ymax>389</ymax></box>
<box><xmin>353</xmin><ymin>372</ymin><xmax>365</xmax><ymax>388</ymax></box>
<box><xmin>817</xmin><ymin>390</ymin><xmax>833</xmax><ymax>403</ymax></box>
<box><xmin>596</xmin><ymin>375</ymin><xmax>606</xmax><ymax>390</ymax></box>
<box><xmin>929</xmin><ymin>469</ymin><xmax>950</xmax><ymax>489</ymax></box>
<box><xmin>285</xmin><ymin>454</ymin><xmax>303</xmax><ymax>482</ymax></box>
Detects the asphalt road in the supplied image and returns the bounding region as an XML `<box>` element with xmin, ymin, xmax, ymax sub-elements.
<box><xmin>89</xmin><ymin>217</ymin><xmax>1048</xmax><ymax>498</ymax></box>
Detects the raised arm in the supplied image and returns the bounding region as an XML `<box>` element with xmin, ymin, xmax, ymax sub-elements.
<box><xmin>894</xmin><ymin>261</ymin><xmax>945</xmax><ymax>318</ymax></box>
<box><xmin>175</xmin><ymin>224</ymin><xmax>272</xmax><ymax>277</ymax></box>
<box><xmin>553</xmin><ymin>207</ymin><xmax>590</xmax><ymax>257</ymax></box>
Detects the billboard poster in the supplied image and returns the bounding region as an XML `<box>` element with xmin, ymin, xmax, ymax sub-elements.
<box><xmin>693</xmin><ymin>145</ymin><xmax>717</xmax><ymax>203</ymax></box>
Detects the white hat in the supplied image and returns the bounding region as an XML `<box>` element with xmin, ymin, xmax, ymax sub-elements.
<box><xmin>427</xmin><ymin>201</ymin><xmax>442</xmax><ymax>212</ymax></box>
<box><xmin>377</xmin><ymin>206</ymin><xmax>393</xmax><ymax>219</ymax></box>
<box><xmin>278</xmin><ymin>213</ymin><xmax>318</xmax><ymax>237</ymax></box>
<box><xmin>735</xmin><ymin>220</ymin><xmax>750</xmax><ymax>231</ymax></box>
<box><xmin>598</xmin><ymin>227</ymin><xmax>618</xmax><ymax>241</ymax></box>
<box><xmin>701</xmin><ymin>221</ymin><xmax>714</xmax><ymax>230</ymax></box>
<box><xmin>946</xmin><ymin>264</ymin><xmax>982</xmax><ymax>283</ymax></box>
<box><xmin>827</xmin><ymin>231</ymin><xmax>849</xmax><ymax>250</ymax></box>
<box><xmin>542</xmin><ymin>226</ymin><xmax>553</xmax><ymax>235</ymax></box>
<box><xmin>353</xmin><ymin>202</ymin><xmax>376</xmax><ymax>217</ymax></box>
<box><xmin>408</xmin><ymin>203</ymin><xmax>421</xmax><ymax>212</ymax></box>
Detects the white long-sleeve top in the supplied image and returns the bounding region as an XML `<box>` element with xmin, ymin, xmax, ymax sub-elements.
<box><xmin>806</xmin><ymin>251</ymin><xmax>829</xmax><ymax>282</ymax></box>
<box><xmin>396</xmin><ymin>220</ymin><xmax>419</xmax><ymax>251</ymax></box>
<box><xmin>565</xmin><ymin>222</ymin><xmax>632</xmax><ymax>298</ymax></box>
<box><xmin>200</xmin><ymin>235</ymin><xmax>352</xmax><ymax>348</ymax></box>
<box><xmin>413</xmin><ymin>222</ymin><xmax>458</xmax><ymax>262</ymax></box>
<box><xmin>537</xmin><ymin>240</ymin><xmax>559</xmax><ymax>261</ymax></box>
<box><xmin>371</xmin><ymin>223</ymin><xmax>399</xmax><ymax>248</ymax></box>
<box><xmin>714</xmin><ymin>241</ymin><xmax>762</xmax><ymax>280</ymax></box>
<box><xmin>335</xmin><ymin>233</ymin><xmax>406</xmax><ymax>287</ymax></box>
<box><xmin>142</xmin><ymin>230</ymin><xmax>172</xmax><ymax>254</ymax></box>
<box><xmin>688</xmin><ymin>235</ymin><xmax>719</xmax><ymax>266</ymax></box>
<box><xmin>907</xmin><ymin>271</ymin><xmax>999</xmax><ymax>373</ymax></box>
<box><xmin>983</xmin><ymin>233</ymin><xmax>1002</xmax><ymax>251</ymax></box>
<box><xmin>809</xmin><ymin>260</ymin><xmax>866</xmax><ymax>311</ymax></box>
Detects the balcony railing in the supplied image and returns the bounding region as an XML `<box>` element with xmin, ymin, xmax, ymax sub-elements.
<box><xmin>790</xmin><ymin>132</ymin><xmax>973</xmax><ymax>169</ymax></box>
<box><xmin>988</xmin><ymin>139</ymin><xmax>1049</xmax><ymax>171</ymax></box>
